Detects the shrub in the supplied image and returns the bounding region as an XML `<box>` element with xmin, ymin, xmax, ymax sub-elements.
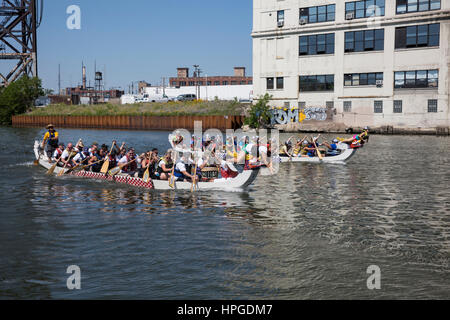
<box><xmin>244</xmin><ymin>94</ymin><xmax>272</xmax><ymax>129</ymax></box>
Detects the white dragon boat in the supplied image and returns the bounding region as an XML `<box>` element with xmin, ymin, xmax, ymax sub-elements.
<box><xmin>33</xmin><ymin>141</ymin><xmax>259</xmax><ymax>191</ymax></box>
<box><xmin>277</xmin><ymin>143</ymin><xmax>357</xmax><ymax>163</ymax></box>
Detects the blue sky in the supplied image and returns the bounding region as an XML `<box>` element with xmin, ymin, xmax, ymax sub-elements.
<box><xmin>35</xmin><ymin>0</ymin><xmax>253</xmax><ymax>92</ymax></box>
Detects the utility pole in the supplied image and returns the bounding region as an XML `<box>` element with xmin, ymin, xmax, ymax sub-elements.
<box><xmin>58</xmin><ymin>64</ymin><xmax>61</xmax><ymax>95</ymax></box>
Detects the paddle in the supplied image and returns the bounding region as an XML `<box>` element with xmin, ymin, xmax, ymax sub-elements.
<box><xmin>65</xmin><ymin>156</ymin><xmax>90</xmax><ymax>174</ymax></box>
<box><xmin>46</xmin><ymin>154</ymin><xmax>62</xmax><ymax>175</ymax></box>
<box><xmin>312</xmin><ymin>137</ymin><xmax>323</xmax><ymax>161</ymax></box>
<box><xmin>108</xmin><ymin>158</ymin><xmax>137</xmax><ymax>177</ymax></box>
<box><xmin>142</xmin><ymin>153</ymin><xmax>152</xmax><ymax>183</ymax></box>
<box><xmin>100</xmin><ymin>141</ymin><xmax>116</xmax><ymax>174</ymax></box>
<box><xmin>168</xmin><ymin>151</ymin><xmax>178</xmax><ymax>188</ymax></box>
<box><xmin>74</xmin><ymin>158</ymin><xmax>103</xmax><ymax>172</ymax></box>
<box><xmin>191</xmin><ymin>150</ymin><xmax>201</xmax><ymax>192</ymax></box>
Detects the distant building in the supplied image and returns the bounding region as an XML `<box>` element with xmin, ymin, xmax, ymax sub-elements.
<box><xmin>252</xmin><ymin>0</ymin><xmax>450</xmax><ymax>131</ymax></box>
<box><xmin>64</xmin><ymin>86</ymin><xmax>124</xmax><ymax>103</ymax></box>
<box><xmin>169</xmin><ymin>67</ymin><xmax>253</xmax><ymax>87</ymax></box>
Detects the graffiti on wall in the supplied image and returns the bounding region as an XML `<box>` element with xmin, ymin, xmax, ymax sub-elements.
<box><xmin>271</xmin><ymin>107</ymin><xmax>328</xmax><ymax>125</ymax></box>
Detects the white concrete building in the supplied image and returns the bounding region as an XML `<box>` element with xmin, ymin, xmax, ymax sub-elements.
<box><xmin>143</xmin><ymin>85</ymin><xmax>253</xmax><ymax>102</ymax></box>
<box><xmin>252</xmin><ymin>0</ymin><xmax>450</xmax><ymax>132</ymax></box>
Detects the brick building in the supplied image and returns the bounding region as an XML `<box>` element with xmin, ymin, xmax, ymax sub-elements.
<box><xmin>169</xmin><ymin>67</ymin><xmax>253</xmax><ymax>87</ymax></box>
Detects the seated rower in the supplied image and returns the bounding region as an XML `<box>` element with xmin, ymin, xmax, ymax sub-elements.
<box><xmin>73</xmin><ymin>147</ymin><xmax>90</xmax><ymax>164</ymax></box>
<box><xmin>279</xmin><ymin>140</ymin><xmax>293</xmax><ymax>157</ymax></box>
<box><xmin>88</xmin><ymin>155</ymin><xmax>102</xmax><ymax>173</ymax></box>
<box><xmin>60</xmin><ymin>143</ymin><xmax>76</xmax><ymax>167</ymax></box>
<box><xmin>157</xmin><ymin>151</ymin><xmax>173</xmax><ymax>180</ymax></box>
<box><xmin>52</xmin><ymin>143</ymin><xmax>65</xmax><ymax>162</ymax></box>
<box><xmin>322</xmin><ymin>139</ymin><xmax>341</xmax><ymax>156</ymax></box>
<box><xmin>118</xmin><ymin>149</ymin><xmax>137</xmax><ymax>176</ymax></box>
<box><xmin>173</xmin><ymin>154</ymin><xmax>197</xmax><ymax>182</ymax></box>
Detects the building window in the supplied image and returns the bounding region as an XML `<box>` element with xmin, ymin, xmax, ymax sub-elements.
<box><xmin>396</xmin><ymin>0</ymin><xmax>441</xmax><ymax>14</ymax></box>
<box><xmin>344</xmin><ymin>73</ymin><xmax>383</xmax><ymax>86</ymax></box>
<box><xmin>326</xmin><ymin>101</ymin><xmax>334</xmax><ymax>109</ymax></box>
<box><xmin>276</xmin><ymin>77</ymin><xmax>284</xmax><ymax>89</ymax></box>
<box><xmin>240</xmin><ymin>81</ymin><xmax>246</xmax><ymax>85</ymax></box>
<box><xmin>214</xmin><ymin>81</ymin><xmax>220</xmax><ymax>86</ymax></box>
<box><xmin>267</xmin><ymin>78</ymin><xmax>274</xmax><ymax>90</ymax></box>
<box><xmin>344</xmin><ymin>101</ymin><xmax>352</xmax><ymax>112</ymax></box>
<box><xmin>394</xmin><ymin>70</ymin><xmax>438</xmax><ymax>88</ymax></box>
<box><xmin>198</xmin><ymin>81</ymin><xmax>203</xmax><ymax>86</ymax></box>
<box><xmin>188</xmin><ymin>81</ymin><xmax>195</xmax><ymax>86</ymax></box>
<box><xmin>171</xmin><ymin>82</ymin><xmax>177</xmax><ymax>86</ymax></box>
<box><xmin>207</xmin><ymin>81</ymin><xmax>212</xmax><ymax>86</ymax></box>
<box><xmin>222</xmin><ymin>81</ymin><xmax>228</xmax><ymax>85</ymax></box>
<box><xmin>300</xmin><ymin>33</ymin><xmax>335</xmax><ymax>55</ymax></box>
<box><xmin>345</xmin><ymin>0</ymin><xmax>385</xmax><ymax>20</ymax></box>
<box><xmin>374</xmin><ymin>100</ymin><xmax>383</xmax><ymax>113</ymax></box>
<box><xmin>299</xmin><ymin>75</ymin><xmax>334</xmax><ymax>92</ymax></box>
<box><xmin>179</xmin><ymin>81</ymin><xmax>186</xmax><ymax>86</ymax></box>
<box><xmin>248</xmin><ymin>80</ymin><xmax>253</xmax><ymax>85</ymax></box>
<box><xmin>395</xmin><ymin>23</ymin><xmax>439</xmax><ymax>49</ymax></box>
<box><xmin>300</xmin><ymin>4</ymin><xmax>335</xmax><ymax>24</ymax></box>
<box><xmin>231</xmin><ymin>81</ymin><xmax>237</xmax><ymax>85</ymax></box>
<box><xmin>428</xmin><ymin>99</ymin><xmax>438</xmax><ymax>112</ymax></box>
<box><xmin>277</xmin><ymin>10</ymin><xmax>285</xmax><ymax>25</ymax></box>
<box><xmin>345</xmin><ymin>29</ymin><xmax>384</xmax><ymax>52</ymax></box>
<box><xmin>393</xmin><ymin>100</ymin><xmax>403</xmax><ymax>113</ymax></box>
<box><xmin>299</xmin><ymin>101</ymin><xmax>306</xmax><ymax>109</ymax></box>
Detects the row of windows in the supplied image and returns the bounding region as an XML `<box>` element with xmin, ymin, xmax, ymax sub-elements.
<box><xmin>267</xmin><ymin>77</ymin><xmax>284</xmax><ymax>90</ymax></box>
<box><xmin>394</xmin><ymin>70</ymin><xmax>438</xmax><ymax>88</ymax></box>
<box><xmin>395</xmin><ymin>23</ymin><xmax>440</xmax><ymax>48</ymax></box>
<box><xmin>344</xmin><ymin>73</ymin><xmax>383</xmax><ymax>86</ymax></box>
<box><xmin>299</xmin><ymin>34</ymin><xmax>335</xmax><ymax>55</ymax></box>
<box><xmin>396</xmin><ymin>0</ymin><xmax>441</xmax><ymax>14</ymax></box>
<box><xmin>298</xmin><ymin>23</ymin><xmax>439</xmax><ymax>56</ymax></box>
<box><xmin>345</xmin><ymin>0</ymin><xmax>386</xmax><ymax>19</ymax></box>
<box><xmin>287</xmin><ymin>70</ymin><xmax>439</xmax><ymax>92</ymax></box>
<box><xmin>343</xmin><ymin>99</ymin><xmax>438</xmax><ymax>113</ymax></box>
<box><xmin>172</xmin><ymin>80</ymin><xmax>252</xmax><ymax>87</ymax></box>
<box><xmin>299</xmin><ymin>5</ymin><xmax>335</xmax><ymax>24</ymax></box>
<box><xmin>276</xmin><ymin>1</ymin><xmax>441</xmax><ymax>26</ymax></box>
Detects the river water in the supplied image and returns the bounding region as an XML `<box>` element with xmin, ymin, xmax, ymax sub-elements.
<box><xmin>0</xmin><ymin>126</ymin><xmax>449</xmax><ymax>299</ymax></box>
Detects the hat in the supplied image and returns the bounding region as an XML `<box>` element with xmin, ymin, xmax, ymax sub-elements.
<box><xmin>46</xmin><ymin>124</ymin><xmax>54</xmax><ymax>129</ymax></box>
<box><xmin>83</xmin><ymin>147</ymin><xmax>89</xmax><ymax>153</ymax></box>
<box><xmin>364</xmin><ymin>126</ymin><xmax>369</xmax><ymax>131</ymax></box>
<box><xmin>333</xmin><ymin>139</ymin><xmax>339</xmax><ymax>143</ymax></box>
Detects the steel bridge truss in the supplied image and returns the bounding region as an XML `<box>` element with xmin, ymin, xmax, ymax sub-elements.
<box><xmin>0</xmin><ymin>0</ymin><xmax>39</xmax><ymax>87</ymax></box>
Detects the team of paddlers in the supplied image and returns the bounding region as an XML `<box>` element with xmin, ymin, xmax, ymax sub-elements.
<box><xmin>41</xmin><ymin>124</ymin><xmax>369</xmax><ymax>181</ymax></box>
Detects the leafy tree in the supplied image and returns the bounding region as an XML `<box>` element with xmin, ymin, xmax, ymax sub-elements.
<box><xmin>0</xmin><ymin>76</ymin><xmax>44</xmax><ymax>125</ymax></box>
<box><xmin>244</xmin><ymin>93</ymin><xmax>272</xmax><ymax>129</ymax></box>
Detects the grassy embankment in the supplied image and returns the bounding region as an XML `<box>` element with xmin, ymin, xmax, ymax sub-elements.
<box><xmin>25</xmin><ymin>100</ymin><xmax>248</xmax><ymax>117</ymax></box>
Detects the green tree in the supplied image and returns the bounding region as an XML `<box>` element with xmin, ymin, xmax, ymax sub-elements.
<box><xmin>0</xmin><ymin>76</ymin><xmax>44</xmax><ymax>125</ymax></box>
<box><xmin>244</xmin><ymin>93</ymin><xmax>272</xmax><ymax>129</ymax></box>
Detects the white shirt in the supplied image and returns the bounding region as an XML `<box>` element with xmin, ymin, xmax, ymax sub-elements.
<box><xmin>53</xmin><ymin>149</ymin><xmax>63</xmax><ymax>159</ymax></box>
<box><xmin>118</xmin><ymin>156</ymin><xmax>128</xmax><ymax>165</ymax></box>
<box><xmin>61</xmin><ymin>150</ymin><xmax>70</xmax><ymax>160</ymax></box>
<box><xmin>73</xmin><ymin>152</ymin><xmax>87</xmax><ymax>163</ymax></box>
<box><xmin>175</xmin><ymin>162</ymin><xmax>187</xmax><ymax>173</ymax></box>
<box><xmin>259</xmin><ymin>145</ymin><xmax>268</xmax><ymax>154</ymax></box>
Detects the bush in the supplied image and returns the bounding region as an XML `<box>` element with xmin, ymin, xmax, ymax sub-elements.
<box><xmin>0</xmin><ymin>76</ymin><xmax>44</xmax><ymax>125</ymax></box>
<box><xmin>244</xmin><ymin>94</ymin><xmax>272</xmax><ymax>129</ymax></box>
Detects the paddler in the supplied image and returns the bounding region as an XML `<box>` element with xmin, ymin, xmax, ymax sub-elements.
<box><xmin>60</xmin><ymin>143</ymin><xmax>76</xmax><ymax>167</ymax></box>
<box><xmin>42</xmin><ymin>124</ymin><xmax>59</xmax><ymax>162</ymax></box>
<box><xmin>173</xmin><ymin>153</ymin><xmax>197</xmax><ymax>182</ymax></box>
<box><xmin>157</xmin><ymin>150</ymin><xmax>173</xmax><ymax>180</ymax></box>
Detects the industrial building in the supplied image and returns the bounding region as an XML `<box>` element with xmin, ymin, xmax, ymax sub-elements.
<box><xmin>252</xmin><ymin>0</ymin><xmax>450</xmax><ymax>132</ymax></box>
<box><xmin>169</xmin><ymin>67</ymin><xmax>253</xmax><ymax>88</ymax></box>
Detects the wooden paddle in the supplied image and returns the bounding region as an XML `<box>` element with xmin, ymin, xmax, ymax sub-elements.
<box><xmin>46</xmin><ymin>154</ymin><xmax>62</xmax><ymax>175</ymax></box>
<box><xmin>168</xmin><ymin>151</ymin><xmax>178</xmax><ymax>188</ymax></box>
<box><xmin>142</xmin><ymin>153</ymin><xmax>152</xmax><ymax>183</ymax></box>
<box><xmin>108</xmin><ymin>157</ymin><xmax>137</xmax><ymax>177</ymax></box>
<box><xmin>312</xmin><ymin>137</ymin><xmax>323</xmax><ymax>161</ymax></box>
<box><xmin>100</xmin><ymin>141</ymin><xmax>116</xmax><ymax>174</ymax></box>
<box><xmin>74</xmin><ymin>159</ymin><xmax>103</xmax><ymax>172</ymax></box>
<box><xmin>65</xmin><ymin>156</ymin><xmax>90</xmax><ymax>174</ymax></box>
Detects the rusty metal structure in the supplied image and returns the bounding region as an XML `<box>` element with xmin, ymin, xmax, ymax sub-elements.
<box><xmin>0</xmin><ymin>0</ymin><xmax>42</xmax><ymax>87</ymax></box>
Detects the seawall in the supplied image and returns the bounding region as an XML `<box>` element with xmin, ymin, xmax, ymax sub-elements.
<box><xmin>12</xmin><ymin>115</ymin><xmax>244</xmax><ymax>131</ymax></box>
